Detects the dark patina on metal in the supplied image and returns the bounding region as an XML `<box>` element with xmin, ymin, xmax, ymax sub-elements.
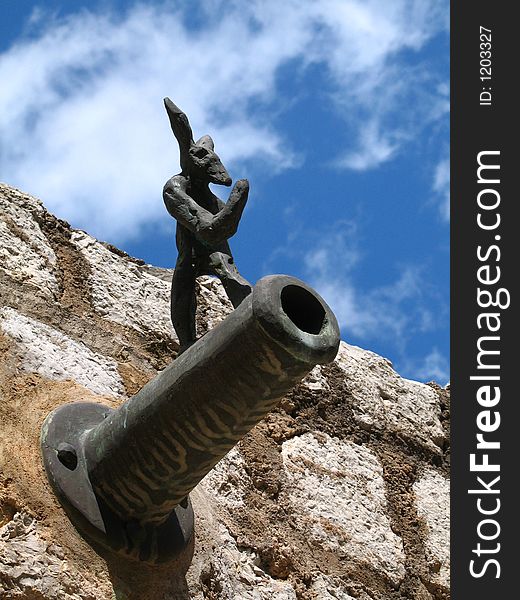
<box><xmin>41</xmin><ymin>275</ymin><xmax>340</xmax><ymax>563</ymax></box>
<box><xmin>162</xmin><ymin>97</ymin><xmax>252</xmax><ymax>354</ymax></box>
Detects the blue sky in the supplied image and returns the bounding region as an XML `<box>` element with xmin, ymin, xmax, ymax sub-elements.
<box><xmin>0</xmin><ymin>1</ymin><xmax>449</xmax><ymax>383</ymax></box>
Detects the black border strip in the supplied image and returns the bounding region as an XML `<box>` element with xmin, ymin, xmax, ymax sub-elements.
<box><xmin>451</xmin><ymin>3</ymin><xmax>517</xmax><ymax>597</ymax></box>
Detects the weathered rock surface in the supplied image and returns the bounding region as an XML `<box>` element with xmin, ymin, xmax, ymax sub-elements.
<box><xmin>0</xmin><ymin>182</ymin><xmax>450</xmax><ymax>599</ymax></box>
<box><xmin>0</xmin><ymin>306</ymin><xmax>124</xmax><ymax>397</ymax></box>
<box><xmin>413</xmin><ymin>470</ymin><xmax>450</xmax><ymax>590</ymax></box>
<box><xmin>0</xmin><ymin>187</ymin><xmax>59</xmax><ymax>299</ymax></box>
<box><xmin>332</xmin><ymin>344</ymin><xmax>445</xmax><ymax>453</ymax></box>
<box><xmin>281</xmin><ymin>433</ymin><xmax>406</xmax><ymax>586</ymax></box>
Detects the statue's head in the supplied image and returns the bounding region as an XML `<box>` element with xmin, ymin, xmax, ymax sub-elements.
<box><xmin>164</xmin><ymin>98</ymin><xmax>232</xmax><ymax>186</ymax></box>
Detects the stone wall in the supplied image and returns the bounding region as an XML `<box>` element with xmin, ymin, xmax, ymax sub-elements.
<box><xmin>0</xmin><ymin>183</ymin><xmax>450</xmax><ymax>599</ymax></box>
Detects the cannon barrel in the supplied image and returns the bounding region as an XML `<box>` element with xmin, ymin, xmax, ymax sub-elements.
<box><xmin>41</xmin><ymin>275</ymin><xmax>340</xmax><ymax>563</ymax></box>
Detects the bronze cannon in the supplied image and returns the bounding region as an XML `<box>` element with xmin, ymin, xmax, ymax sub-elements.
<box><xmin>41</xmin><ymin>274</ymin><xmax>340</xmax><ymax>563</ymax></box>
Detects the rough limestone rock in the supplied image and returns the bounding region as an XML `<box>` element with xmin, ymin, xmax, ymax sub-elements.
<box><xmin>0</xmin><ymin>182</ymin><xmax>450</xmax><ymax>599</ymax></box>
<box><xmin>413</xmin><ymin>470</ymin><xmax>450</xmax><ymax>590</ymax></box>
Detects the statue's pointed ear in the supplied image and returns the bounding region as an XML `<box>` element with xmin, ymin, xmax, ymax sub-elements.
<box><xmin>164</xmin><ymin>98</ymin><xmax>194</xmax><ymax>157</ymax></box>
<box><xmin>195</xmin><ymin>135</ymin><xmax>214</xmax><ymax>151</ymax></box>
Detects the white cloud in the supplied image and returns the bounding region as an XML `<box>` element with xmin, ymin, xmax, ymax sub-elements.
<box><xmin>267</xmin><ymin>215</ymin><xmax>448</xmax><ymax>380</ymax></box>
<box><xmin>301</xmin><ymin>232</ymin><xmax>450</xmax><ymax>382</ymax></box>
<box><xmin>303</xmin><ymin>223</ymin><xmax>361</xmax><ymax>274</ymax></box>
<box><xmin>338</xmin><ymin>119</ymin><xmax>398</xmax><ymax>170</ymax></box>
<box><xmin>0</xmin><ymin>1</ymin><xmax>448</xmax><ymax>242</ymax></box>
<box><xmin>299</xmin><ymin>224</ymin><xmax>439</xmax><ymax>345</ymax></box>
<box><xmin>405</xmin><ymin>347</ymin><xmax>449</xmax><ymax>384</ymax></box>
<box><xmin>314</xmin><ymin>265</ymin><xmax>433</xmax><ymax>343</ymax></box>
<box><xmin>433</xmin><ymin>156</ymin><xmax>450</xmax><ymax>221</ymax></box>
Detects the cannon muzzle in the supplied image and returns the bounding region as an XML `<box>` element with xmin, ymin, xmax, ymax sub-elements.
<box><xmin>41</xmin><ymin>275</ymin><xmax>340</xmax><ymax>563</ymax></box>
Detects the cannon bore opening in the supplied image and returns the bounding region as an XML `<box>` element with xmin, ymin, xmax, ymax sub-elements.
<box><xmin>280</xmin><ymin>284</ymin><xmax>326</xmax><ymax>335</ymax></box>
